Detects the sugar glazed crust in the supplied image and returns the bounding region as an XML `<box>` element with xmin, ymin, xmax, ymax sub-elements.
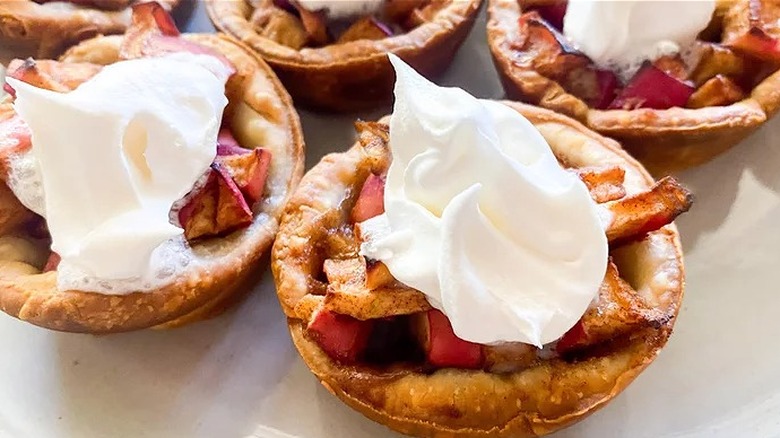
<box><xmin>0</xmin><ymin>0</ymin><xmax>179</xmax><ymax>58</ymax></box>
<box><xmin>272</xmin><ymin>102</ymin><xmax>684</xmax><ymax>437</ymax></box>
<box><xmin>205</xmin><ymin>0</ymin><xmax>483</xmax><ymax>111</ymax></box>
<box><xmin>486</xmin><ymin>0</ymin><xmax>780</xmax><ymax>174</ymax></box>
<box><xmin>0</xmin><ymin>33</ymin><xmax>305</xmax><ymax>333</ymax></box>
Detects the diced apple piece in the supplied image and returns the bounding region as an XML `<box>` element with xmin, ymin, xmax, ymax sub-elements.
<box><xmin>290</xmin><ymin>1</ymin><xmax>329</xmax><ymax>46</ymax></box>
<box><xmin>605</xmin><ymin>176</ymin><xmax>693</xmax><ymax>244</ymax></box>
<box><xmin>652</xmin><ymin>55</ymin><xmax>689</xmax><ymax>82</ymax></box>
<box><xmin>722</xmin><ymin>0</ymin><xmax>780</xmax><ymax>62</ymax></box>
<box><xmin>178</xmin><ymin>172</ymin><xmax>220</xmax><ymax>241</ymax></box>
<box><xmin>412</xmin><ymin>309</ymin><xmax>483</xmax><ymax>369</ymax></box>
<box><xmin>557</xmin><ymin>260</ymin><xmax>660</xmax><ymax>354</ymax></box>
<box><xmin>273</xmin><ymin>0</ymin><xmax>297</xmax><ymax>14</ymax></box>
<box><xmin>365</xmin><ymin>258</ymin><xmax>395</xmax><ymax>290</ymax></box>
<box><xmin>403</xmin><ymin>0</ymin><xmax>447</xmax><ymax>29</ymax></box>
<box><xmin>308</xmin><ymin>307</ymin><xmax>374</xmax><ymax>363</ymax></box>
<box><xmin>213</xmin><ymin>163</ymin><xmax>254</xmax><ymax>232</ymax></box>
<box><xmin>690</xmin><ymin>42</ymin><xmax>746</xmax><ymax>87</ymax></box>
<box><xmin>384</xmin><ymin>0</ymin><xmax>427</xmax><ymax>23</ymax></box>
<box><xmin>337</xmin><ymin>17</ymin><xmax>394</xmax><ymax>43</ymax></box>
<box><xmin>564</xmin><ymin>67</ymin><xmax>619</xmax><ymax>109</ymax></box>
<box><xmin>609</xmin><ymin>63</ymin><xmax>695</xmax><ymax>110</ymax></box>
<box><xmin>121</xmin><ymin>2</ymin><xmax>235</xmax><ymax>76</ymax></box>
<box><xmin>251</xmin><ymin>7</ymin><xmax>308</xmax><ymax>50</ymax></box>
<box><xmin>351</xmin><ymin>173</ymin><xmax>385</xmax><ymax>223</ymax></box>
<box><xmin>519</xmin><ymin>11</ymin><xmax>591</xmax><ymax>82</ymax></box>
<box><xmin>687</xmin><ymin>75</ymin><xmax>746</xmax><ymax>108</ymax></box>
<box><xmin>483</xmin><ymin>342</ymin><xmax>537</xmax><ymax>373</ymax></box>
<box><xmin>6</xmin><ymin>59</ymin><xmax>102</xmax><ymax>95</ymax></box>
<box><xmin>178</xmin><ymin>164</ymin><xmax>253</xmax><ymax>241</ymax></box>
<box><xmin>216</xmin><ymin>148</ymin><xmax>272</xmax><ymax>204</ymax></box>
<box><xmin>216</xmin><ymin>128</ymin><xmax>244</xmax><ymax>155</ymax></box>
<box><xmin>532</xmin><ymin>1</ymin><xmax>568</xmax><ymax>31</ymax></box>
<box><xmin>323</xmin><ymin>258</ymin><xmax>431</xmax><ymax>319</ymax></box>
<box><xmin>571</xmin><ymin>165</ymin><xmax>626</xmax><ymax>203</ymax></box>
<box><xmin>43</xmin><ymin>252</ymin><xmax>60</xmax><ymax>272</ymax></box>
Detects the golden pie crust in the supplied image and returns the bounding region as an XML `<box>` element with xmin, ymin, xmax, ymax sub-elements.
<box><xmin>272</xmin><ymin>102</ymin><xmax>684</xmax><ymax>437</ymax></box>
<box><xmin>0</xmin><ymin>0</ymin><xmax>179</xmax><ymax>58</ymax></box>
<box><xmin>486</xmin><ymin>0</ymin><xmax>780</xmax><ymax>174</ymax></box>
<box><xmin>205</xmin><ymin>0</ymin><xmax>483</xmax><ymax>111</ymax></box>
<box><xmin>0</xmin><ymin>33</ymin><xmax>305</xmax><ymax>333</ymax></box>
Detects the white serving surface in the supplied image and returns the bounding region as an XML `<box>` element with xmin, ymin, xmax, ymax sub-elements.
<box><xmin>1</xmin><ymin>2</ymin><xmax>779</xmax><ymax>437</ymax></box>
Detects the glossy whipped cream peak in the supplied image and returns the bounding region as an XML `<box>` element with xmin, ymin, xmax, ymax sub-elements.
<box><xmin>359</xmin><ymin>55</ymin><xmax>608</xmax><ymax>347</ymax></box>
<box><xmin>297</xmin><ymin>0</ymin><xmax>384</xmax><ymax>18</ymax></box>
<box><xmin>563</xmin><ymin>0</ymin><xmax>715</xmax><ymax>79</ymax></box>
<box><xmin>7</xmin><ymin>53</ymin><xmax>230</xmax><ymax>294</ymax></box>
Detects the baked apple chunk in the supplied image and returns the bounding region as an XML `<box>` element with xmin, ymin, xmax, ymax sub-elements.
<box><xmin>273</xmin><ymin>102</ymin><xmax>690</xmax><ymax>438</ymax></box>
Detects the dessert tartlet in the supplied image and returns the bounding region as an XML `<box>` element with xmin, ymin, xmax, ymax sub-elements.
<box><xmin>272</xmin><ymin>56</ymin><xmax>692</xmax><ymax>437</ymax></box>
<box><xmin>0</xmin><ymin>0</ymin><xmax>179</xmax><ymax>58</ymax></box>
<box><xmin>0</xmin><ymin>2</ymin><xmax>305</xmax><ymax>333</ymax></box>
<box><xmin>206</xmin><ymin>0</ymin><xmax>482</xmax><ymax>111</ymax></box>
<box><xmin>487</xmin><ymin>0</ymin><xmax>780</xmax><ymax>173</ymax></box>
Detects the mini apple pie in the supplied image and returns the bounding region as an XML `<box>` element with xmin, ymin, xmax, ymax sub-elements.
<box><xmin>272</xmin><ymin>57</ymin><xmax>691</xmax><ymax>437</ymax></box>
<box><xmin>488</xmin><ymin>0</ymin><xmax>780</xmax><ymax>173</ymax></box>
<box><xmin>0</xmin><ymin>0</ymin><xmax>179</xmax><ymax>58</ymax></box>
<box><xmin>0</xmin><ymin>2</ymin><xmax>304</xmax><ymax>333</ymax></box>
<box><xmin>206</xmin><ymin>0</ymin><xmax>482</xmax><ymax>111</ymax></box>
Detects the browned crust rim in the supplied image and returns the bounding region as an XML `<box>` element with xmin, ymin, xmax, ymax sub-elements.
<box><xmin>272</xmin><ymin>102</ymin><xmax>685</xmax><ymax>437</ymax></box>
<box><xmin>0</xmin><ymin>33</ymin><xmax>305</xmax><ymax>334</ymax></box>
<box><xmin>486</xmin><ymin>0</ymin><xmax>780</xmax><ymax>173</ymax></box>
<box><xmin>205</xmin><ymin>0</ymin><xmax>483</xmax><ymax>111</ymax></box>
<box><xmin>0</xmin><ymin>0</ymin><xmax>180</xmax><ymax>58</ymax></box>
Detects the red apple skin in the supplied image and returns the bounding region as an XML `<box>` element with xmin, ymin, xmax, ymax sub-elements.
<box><xmin>212</xmin><ymin>163</ymin><xmax>253</xmax><ymax>230</ymax></box>
<box><xmin>242</xmin><ymin>149</ymin><xmax>271</xmax><ymax>204</ymax></box>
<box><xmin>609</xmin><ymin>63</ymin><xmax>695</xmax><ymax>110</ymax></box>
<box><xmin>43</xmin><ymin>252</ymin><xmax>61</xmax><ymax>272</ymax></box>
<box><xmin>216</xmin><ymin>128</ymin><xmax>245</xmax><ymax>156</ymax></box>
<box><xmin>178</xmin><ymin>172</ymin><xmax>220</xmax><ymax>240</ymax></box>
<box><xmin>534</xmin><ymin>1</ymin><xmax>567</xmax><ymax>31</ymax></box>
<box><xmin>418</xmin><ymin>310</ymin><xmax>483</xmax><ymax>369</ymax></box>
<box><xmin>351</xmin><ymin>174</ymin><xmax>386</xmax><ymax>223</ymax></box>
<box><xmin>593</xmin><ymin>69</ymin><xmax>620</xmax><ymax>109</ymax></box>
<box><xmin>308</xmin><ymin>309</ymin><xmax>375</xmax><ymax>363</ymax></box>
<box><xmin>556</xmin><ymin>320</ymin><xmax>587</xmax><ymax>354</ymax></box>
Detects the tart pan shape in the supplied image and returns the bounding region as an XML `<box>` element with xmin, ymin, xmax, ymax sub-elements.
<box><xmin>205</xmin><ymin>0</ymin><xmax>483</xmax><ymax>112</ymax></box>
<box><xmin>0</xmin><ymin>32</ymin><xmax>305</xmax><ymax>333</ymax></box>
<box><xmin>272</xmin><ymin>102</ymin><xmax>684</xmax><ymax>437</ymax></box>
<box><xmin>486</xmin><ymin>0</ymin><xmax>780</xmax><ymax>174</ymax></box>
<box><xmin>0</xmin><ymin>0</ymin><xmax>179</xmax><ymax>58</ymax></box>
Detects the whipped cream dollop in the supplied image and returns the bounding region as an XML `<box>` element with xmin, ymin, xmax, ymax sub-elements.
<box><xmin>0</xmin><ymin>64</ymin><xmax>7</xmax><ymax>99</ymax></box>
<box><xmin>7</xmin><ymin>54</ymin><xmax>230</xmax><ymax>293</ymax></box>
<box><xmin>563</xmin><ymin>0</ymin><xmax>715</xmax><ymax>79</ymax></box>
<box><xmin>297</xmin><ymin>0</ymin><xmax>384</xmax><ymax>18</ymax></box>
<box><xmin>359</xmin><ymin>55</ymin><xmax>608</xmax><ymax>347</ymax></box>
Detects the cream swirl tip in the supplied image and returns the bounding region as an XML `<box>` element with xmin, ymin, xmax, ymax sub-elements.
<box><xmin>359</xmin><ymin>55</ymin><xmax>608</xmax><ymax>347</ymax></box>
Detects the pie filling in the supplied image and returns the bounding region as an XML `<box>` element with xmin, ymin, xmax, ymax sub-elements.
<box><xmin>250</xmin><ymin>0</ymin><xmax>446</xmax><ymax>49</ymax></box>
<box><xmin>515</xmin><ymin>0</ymin><xmax>780</xmax><ymax>110</ymax></box>
<box><xmin>300</xmin><ymin>121</ymin><xmax>691</xmax><ymax>374</ymax></box>
<box><xmin>0</xmin><ymin>3</ymin><xmax>271</xmax><ymax>292</ymax></box>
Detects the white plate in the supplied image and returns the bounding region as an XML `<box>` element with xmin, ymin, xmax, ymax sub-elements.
<box><xmin>2</xmin><ymin>2</ymin><xmax>780</xmax><ymax>438</ymax></box>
